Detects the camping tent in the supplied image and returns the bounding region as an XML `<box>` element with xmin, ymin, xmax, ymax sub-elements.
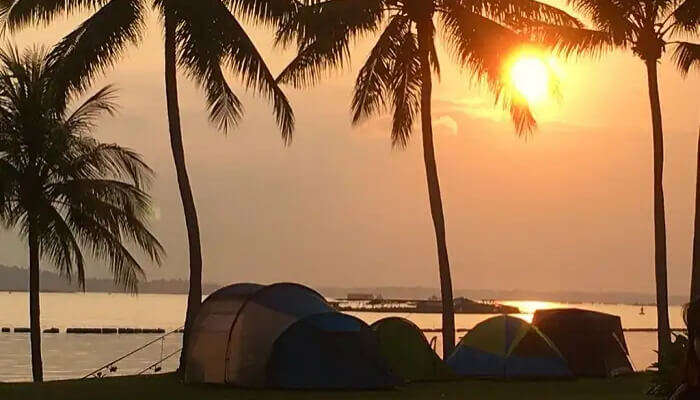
<box><xmin>532</xmin><ymin>308</ymin><xmax>633</xmax><ymax>377</ymax></box>
<box><xmin>184</xmin><ymin>282</ymin><xmax>396</xmax><ymax>388</ymax></box>
<box><xmin>447</xmin><ymin>315</ymin><xmax>572</xmax><ymax>378</ymax></box>
<box><xmin>370</xmin><ymin>317</ymin><xmax>455</xmax><ymax>382</ymax></box>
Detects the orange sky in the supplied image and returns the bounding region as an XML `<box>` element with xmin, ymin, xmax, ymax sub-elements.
<box><xmin>1</xmin><ymin>2</ymin><xmax>699</xmax><ymax>295</ymax></box>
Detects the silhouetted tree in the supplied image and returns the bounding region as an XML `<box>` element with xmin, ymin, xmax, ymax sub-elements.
<box><xmin>525</xmin><ymin>0</ymin><xmax>698</xmax><ymax>366</ymax></box>
<box><xmin>0</xmin><ymin>0</ymin><xmax>295</xmax><ymax>371</ymax></box>
<box><xmin>0</xmin><ymin>46</ymin><xmax>163</xmax><ymax>382</ymax></box>
<box><xmin>693</xmin><ymin>129</ymin><xmax>699</xmax><ymax>301</ymax></box>
<box><xmin>270</xmin><ymin>0</ymin><xmax>583</xmax><ymax>357</ymax></box>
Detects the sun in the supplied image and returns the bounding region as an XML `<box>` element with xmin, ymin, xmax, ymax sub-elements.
<box><xmin>509</xmin><ymin>56</ymin><xmax>550</xmax><ymax>104</ymax></box>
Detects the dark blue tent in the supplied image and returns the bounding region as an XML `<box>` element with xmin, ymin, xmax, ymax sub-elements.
<box><xmin>185</xmin><ymin>282</ymin><xmax>397</xmax><ymax>388</ymax></box>
<box><xmin>267</xmin><ymin>312</ymin><xmax>395</xmax><ymax>388</ymax></box>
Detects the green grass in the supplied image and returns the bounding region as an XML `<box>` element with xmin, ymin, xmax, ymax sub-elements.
<box><xmin>0</xmin><ymin>373</ymin><xmax>653</xmax><ymax>400</ymax></box>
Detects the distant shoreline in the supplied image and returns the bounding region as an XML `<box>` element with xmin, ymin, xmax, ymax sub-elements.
<box><xmin>0</xmin><ymin>290</ymin><xmax>689</xmax><ymax>307</ymax></box>
<box><xmin>0</xmin><ymin>265</ymin><xmax>690</xmax><ymax>305</ymax></box>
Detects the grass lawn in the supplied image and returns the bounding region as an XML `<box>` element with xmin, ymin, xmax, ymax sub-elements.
<box><xmin>0</xmin><ymin>373</ymin><xmax>653</xmax><ymax>400</ymax></box>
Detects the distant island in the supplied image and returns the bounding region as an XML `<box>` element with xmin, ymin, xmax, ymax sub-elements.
<box><xmin>316</xmin><ymin>287</ymin><xmax>690</xmax><ymax>306</ymax></box>
<box><xmin>0</xmin><ymin>265</ymin><xmax>221</xmax><ymax>295</ymax></box>
<box><xmin>0</xmin><ymin>264</ymin><xmax>689</xmax><ymax>305</ymax></box>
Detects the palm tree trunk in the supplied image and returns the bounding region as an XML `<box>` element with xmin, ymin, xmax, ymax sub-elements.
<box><xmin>691</xmin><ymin>129</ymin><xmax>700</xmax><ymax>301</ymax></box>
<box><xmin>28</xmin><ymin>218</ymin><xmax>43</xmax><ymax>382</ymax></box>
<box><xmin>164</xmin><ymin>11</ymin><xmax>203</xmax><ymax>374</ymax></box>
<box><xmin>417</xmin><ymin>21</ymin><xmax>455</xmax><ymax>359</ymax></box>
<box><xmin>645</xmin><ymin>59</ymin><xmax>671</xmax><ymax>366</ymax></box>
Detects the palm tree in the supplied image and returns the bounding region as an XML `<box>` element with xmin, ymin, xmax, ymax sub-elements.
<box><xmin>692</xmin><ymin>128</ymin><xmax>699</xmax><ymax>301</ymax></box>
<box><xmin>270</xmin><ymin>0</ymin><xmax>583</xmax><ymax>357</ymax></box>
<box><xmin>524</xmin><ymin>0</ymin><xmax>698</xmax><ymax>365</ymax></box>
<box><xmin>0</xmin><ymin>45</ymin><xmax>164</xmax><ymax>382</ymax></box>
<box><xmin>0</xmin><ymin>0</ymin><xmax>296</xmax><ymax>371</ymax></box>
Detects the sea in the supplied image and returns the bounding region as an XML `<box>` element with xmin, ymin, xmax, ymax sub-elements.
<box><xmin>0</xmin><ymin>292</ymin><xmax>689</xmax><ymax>382</ymax></box>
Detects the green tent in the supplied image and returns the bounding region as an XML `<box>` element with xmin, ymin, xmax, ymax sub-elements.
<box><xmin>371</xmin><ymin>317</ymin><xmax>455</xmax><ymax>382</ymax></box>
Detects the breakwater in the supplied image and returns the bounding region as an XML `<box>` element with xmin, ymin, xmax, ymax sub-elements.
<box><xmin>420</xmin><ymin>328</ymin><xmax>688</xmax><ymax>333</ymax></box>
<box><xmin>0</xmin><ymin>327</ymin><xmax>183</xmax><ymax>334</ymax></box>
<box><xmin>1</xmin><ymin>327</ymin><xmax>686</xmax><ymax>334</ymax></box>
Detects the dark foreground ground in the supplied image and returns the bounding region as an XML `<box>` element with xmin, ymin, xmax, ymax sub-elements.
<box><xmin>0</xmin><ymin>372</ymin><xmax>652</xmax><ymax>400</ymax></box>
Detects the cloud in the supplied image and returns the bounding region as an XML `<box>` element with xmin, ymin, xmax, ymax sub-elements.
<box><xmin>434</xmin><ymin>96</ymin><xmax>511</xmax><ymax>124</ymax></box>
<box><xmin>434</xmin><ymin>115</ymin><xmax>458</xmax><ymax>135</ymax></box>
<box><xmin>152</xmin><ymin>206</ymin><xmax>162</xmax><ymax>222</ymax></box>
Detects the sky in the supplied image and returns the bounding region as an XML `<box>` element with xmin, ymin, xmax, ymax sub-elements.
<box><xmin>0</xmin><ymin>2</ymin><xmax>698</xmax><ymax>295</ymax></box>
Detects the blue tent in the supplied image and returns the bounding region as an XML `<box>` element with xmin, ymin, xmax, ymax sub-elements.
<box><xmin>267</xmin><ymin>312</ymin><xmax>395</xmax><ymax>388</ymax></box>
<box><xmin>447</xmin><ymin>315</ymin><xmax>572</xmax><ymax>378</ymax></box>
<box><xmin>185</xmin><ymin>282</ymin><xmax>397</xmax><ymax>389</ymax></box>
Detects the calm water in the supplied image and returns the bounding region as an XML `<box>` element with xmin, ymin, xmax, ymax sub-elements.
<box><xmin>0</xmin><ymin>292</ymin><xmax>688</xmax><ymax>382</ymax></box>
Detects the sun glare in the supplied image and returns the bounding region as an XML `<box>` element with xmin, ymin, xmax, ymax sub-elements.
<box><xmin>509</xmin><ymin>56</ymin><xmax>550</xmax><ymax>104</ymax></box>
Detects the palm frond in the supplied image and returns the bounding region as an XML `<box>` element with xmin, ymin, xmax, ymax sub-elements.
<box><xmin>275</xmin><ymin>0</ymin><xmax>384</xmax><ymax>48</ymax></box>
<box><xmin>64</xmin><ymin>85</ymin><xmax>120</xmax><ymax>133</ymax></box>
<box><xmin>521</xmin><ymin>21</ymin><xmax>614</xmax><ymax>57</ymax></box>
<box><xmin>0</xmin><ymin>44</ymin><xmax>44</xmax><ymax>104</ymax></box>
<box><xmin>167</xmin><ymin>0</ymin><xmax>294</xmax><ymax>139</ymax></box>
<box><xmin>162</xmin><ymin>1</ymin><xmax>243</xmax><ymax>133</ymax></box>
<box><xmin>0</xmin><ymin>158</ymin><xmax>20</xmax><ymax>220</ymax></box>
<box><xmin>57</xmin><ymin>180</ymin><xmax>162</xmax><ymax>248</ymax></box>
<box><xmin>225</xmin><ymin>0</ymin><xmax>300</xmax><ymax>26</ymax></box>
<box><xmin>671</xmin><ymin>0</ymin><xmax>699</xmax><ymax>35</ymax></box>
<box><xmin>276</xmin><ymin>31</ymin><xmax>354</xmax><ymax>89</ymax></box>
<box><xmin>59</xmin><ymin>179</ymin><xmax>164</xmax><ymax>292</ymax></box>
<box><xmin>67</xmin><ymin>209</ymin><xmax>148</xmax><ymax>292</ymax></box>
<box><xmin>429</xmin><ymin>38</ymin><xmax>441</xmax><ymax>77</ymax></box>
<box><xmin>566</xmin><ymin>0</ymin><xmax>635</xmax><ymax>44</ymax></box>
<box><xmin>199</xmin><ymin>64</ymin><xmax>245</xmax><ymax>134</ymax></box>
<box><xmin>55</xmin><ymin>141</ymin><xmax>154</xmax><ymax>189</ymax></box>
<box><xmin>389</xmin><ymin>29</ymin><xmax>422</xmax><ymax>148</ymax></box>
<box><xmin>40</xmin><ymin>203</ymin><xmax>86</xmax><ymax>288</ymax></box>
<box><xmin>445</xmin><ymin>0</ymin><xmax>583</xmax><ymax>29</ymax></box>
<box><xmin>439</xmin><ymin>3</ymin><xmax>536</xmax><ymax>134</ymax></box>
<box><xmin>47</xmin><ymin>0</ymin><xmax>145</xmax><ymax>105</ymax></box>
<box><xmin>275</xmin><ymin>0</ymin><xmax>385</xmax><ymax>88</ymax></box>
<box><xmin>2</xmin><ymin>0</ymin><xmax>109</xmax><ymax>32</ymax></box>
<box><xmin>439</xmin><ymin>5</ymin><xmax>518</xmax><ymax>84</ymax></box>
<box><xmin>505</xmin><ymin>94</ymin><xmax>536</xmax><ymax>135</ymax></box>
<box><xmin>352</xmin><ymin>15</ymin><xmax>409</xmax><ymax>125</ymax></box>
<box><xmin>52</xmin><ymin>179</ymin><xmax>153</xmax><ymax>215</ymax></box>
<box><xmin>672</xmin><ymin>41</ymin><xmax>700</xmax><ymax>77</ymax></box>
<box><xmin>0</xmin><ymin>0</ymin><xmax>13</xmax><ymax>33</ymax></box>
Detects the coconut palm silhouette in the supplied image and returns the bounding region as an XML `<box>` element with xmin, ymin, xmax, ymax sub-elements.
<box><xmin>525</xmin><ymin>0</ymin><xmax>698</xmax><ymax>366</ymax></box>
<box><xmin>0</xmin><ymin>0</ymin><xmax>296</xmax><ymax>371</ymax></box>
<box><xmin>0</xmin><ymin>46</ymin><xmax>164</xmax><ymax>381</ymax></box>
<box><xmin>692</xmin><ymin>129</ymin><xmax>699</xmax><ymax>301</ymax></box>
<box><xmin>272</xmin><ymin>0</ymin><xmax>584</xmax><ymax>356</ymax></box>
